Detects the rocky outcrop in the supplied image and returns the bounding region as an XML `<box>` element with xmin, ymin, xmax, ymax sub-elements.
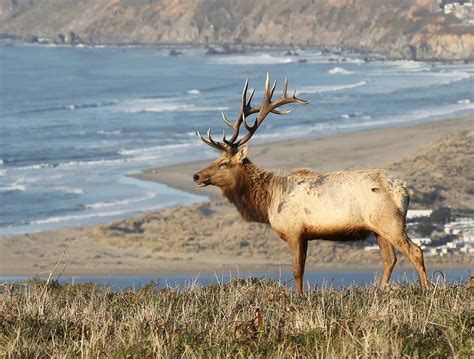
<box><xmin>0</xmin><ymin>0</ymin><xmax>473</xmax><ymax>61</ymax></box>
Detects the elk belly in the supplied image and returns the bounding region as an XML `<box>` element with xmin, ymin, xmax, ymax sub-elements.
<box><xmin>303</xmin><ymin>224</ymin><xmax>372</xmax><ymax>242</ymax></box>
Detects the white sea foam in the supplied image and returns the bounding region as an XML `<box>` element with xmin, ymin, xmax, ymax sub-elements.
<box><xmin>394</xmin><ymin>61</ymin><xmax>430</xmax><ymax>72</ymax></box>
<box><xmin>97</xmin><ymin>130</ymin><xmax>122</xmax><ymax>136</ymax></box>
<box><xmin>117</xmin><ymin>98</ymin><xmax>228</xmax><ymax>113</ymax></box>
<box><xmin>118</xmin><ymin>142</ymin><xmax>196</xmax><ymax>156</ymax></box>
<box><xmin>336</xmin><ymin>101</ymin><xmax>474</xmax><ymax>131</ymax></box>
<box><xmin>29</xmin><ymin>203</ymin><xmax>171</xmax><ymax>225</ymax></box>
<box><xmin>11</xmin><ymin>159</ymin><xmax>122</xmax><ymax>172</ymax></box>
<box><xmin>0</xmin><ymin>182</ymin><xmax>26</xmax><ymax>192</ymax></box>
<box><xmin>13</xmin><ymin>163</ymin><xmax>51</xmax><ymax>171</ymax></box>
<box><xmin>50</xmin><ymin>186</ymin><xmax>84</xmax><ymax>195</ymax></box>
<box><xmin>340</xmin><ymin>114</ymin><xmax>351</xmax><ymax>120</ymax></box>
<box><xmin>85</xmin><ymin>192</ymin><xmax>156</xmax><ymax>209</ymax></box>
<box><xmin>328</xmin><ymin>67</ymin><xmax>353</xmax><ymax>75</ymax></box>
<box><xmin>187</xmin><ymin>89</ymin><xmax>200</xmax><ymax>95</ymax></box>
<box><xmin>298</xmin><ymin>81</ymin><xmax>367</xmax><ymax>94</ymax></box>
<box><xmin>30</xmin><ymin>209</ymin><xmax>130</xmax><ymax>225</ymax></box>
<box><xmin>209</xmin><ymin>53</ymin><xmax>294</xmax><ymax>65</ymax></box>
<box><xmin>0</xmin><ymin>170</ymin><xmax>6</xmax><ymax>176</ymax></box>
<box><xmin>0</xmin><ymin>159</ymin><xmax>3</xmax><ymax>165</ymax></box>
<box><xmin>457</xmin><ymin>99</ymin><xmax>471</xmax><ymax>104</ymax></box>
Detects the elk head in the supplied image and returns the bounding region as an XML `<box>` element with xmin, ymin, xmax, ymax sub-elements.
<box><xmin>193</xmin><ymin>74</ymin><xmax>308</xmax><ymax>190</ymax></box>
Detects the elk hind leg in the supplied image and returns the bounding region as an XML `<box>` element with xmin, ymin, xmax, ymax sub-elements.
<box><xmin>375</xmin><ymin>234</ymin><xmax>397</xmax><ymax>290</ymax></box>
<box><xmin>287</xmin><ymin>236</ymin><xmax>308</xmax><ymax>295</ymax></box>
<box><xmin>376</xmin><ymin>220</ymin><xmax>429</xmax><ymax>288</ymax></box>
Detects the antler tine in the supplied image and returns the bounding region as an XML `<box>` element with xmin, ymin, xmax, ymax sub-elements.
<box><xmin>246</xmin><ymin>88</ymin><xmax>255</xmax><ymax>107</ymax></box>
<box><xmin>221</xmin><ymin>112</ymin><xmax>232</xmax><ymax>127</ymax></box>
<box><xmin>281</xmin><ymin>76</ymin><xmax>288</xmax><ymax>98</ymax></box>
<box><xmin>241</xmin><ymin>78</ymin><xmax>249</xmax><ymax>108</ymax></box>
<box><xmin>269</xmin><ymin>81</ymin><xmax>277</xmax><ymax>100</ymax></box>
<box><xmin>196</xmin><ymin>129</ymin><xmax>227</xmax><ymax>152</ymax></box>
<box><xmin>263</xmin><ymin>72</ymin><xmax>271</xmax><ymax>101</ymax></box>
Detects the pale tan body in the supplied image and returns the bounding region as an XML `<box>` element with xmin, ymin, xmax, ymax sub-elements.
<box><xmin>194</xmin><ymin>150</ymin><xmax>429</xmax><ymax>294</ymax></box>
<box><xmin>194</xmin><ymin>75</ymin><xmax>429</xmax><ymax>294</ymax></box>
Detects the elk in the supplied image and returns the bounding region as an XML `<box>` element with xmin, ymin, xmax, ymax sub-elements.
<box><xmin>193</xmin><ymin>74</ymin><xmax>429</xmax><ymax>294</ymax></box>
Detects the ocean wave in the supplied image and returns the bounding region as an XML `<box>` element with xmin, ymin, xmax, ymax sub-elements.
<box><xmin>7</xmin><ymin>101</ymin><xmax>118</xmax><ymax>116</ymax></box>
<box><xmin>85</xmin><ymin>192</ymin><xmax>156</xmax><ymax>209</ymax></box>
<box><xmin>97</xmin><ymin>130</ymin><xmax>123</xmax><ymax>136</ymax></box>
<box><xmin>298</xmin><ymin>81</ymin><xmax>367</xmax><ymax>94</ymax></box>
<box><xmin>393</xmin><ymin>61</ymin><xmax>430</xmax><ymax>72</ymax></box>
<box><xmin>29</xmin><ymin>209</ymin><xmax>130</xmax><ymax>225</ymax></box>
<box><xmin>0</xmin><ymin>182</ymin><xmax>26</xmax><ymax>192</ymax></box>
<box><xmin>187</xmin><ymin>89</ymin><xmax>200</xmax><ymax>95</ymax></box>
<box><xmin>336</xmin><ymin>101</ymin><xmax>474</xmax><ymax>130</ymax></box>
<box><xmin>116</xmin><ymin>98</ymin><xmax>228</xmax><ymax>113</ymax></box>
<box><xmin>9</xmin><ymin>163</ymin><xmax>53</xmax><ymax>171</ymax></box>
<box><xmin>340</xmin><ymin>112</ymin><xmax>365</xmax><ymax>120</ymax></box>
<box><xmin>11</xmin><ymin>158</ymin><xmax>129</xmax><ymax>172</ymax></box>
<box><xmin>0</xmin><ymin>159</ymin><xmax>3</xmax><ymax>165</ymax></box>
<box><xmin>49</xmin><ymin>185</ymin><xmax>84</xmax><ymax>195</ymax></box>
<box><xmin>328</xmin><ymin>67</ymin><xmax>353</xmax><ymax>75</ymax></box>
<box><xmin>209</xmin><ymin>53</ymin><xmax>294</xmax><ymax>65</ymax></box>
<box><xmin>432</xmin><ymin>71</ymin><xmax>472</xmax><ymax>85</ymax></box>
<box><xmin>29</xmin><ymin>202</ymin><xmax>171</xmax><ymax>225</ymax></box>
<box><xmin>458</xmin><ymin>99</ymin><xmax>471</xmax><ymax>104</ymax></box>
<box><xmin>118</xmin><ymin>142</ymin><xmax>196</xmax><ymax>156</ymax></box>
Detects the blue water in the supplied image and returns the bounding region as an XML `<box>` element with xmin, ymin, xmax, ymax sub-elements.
<box><xmin>1</xmin><ymin>42</ymin><xmax>473</xmax><ymax>236</ymax></box>
<box><xmin>1</xmin><ymin>269</ymin><xmax>470</xmax><ymax>290</ymax></box>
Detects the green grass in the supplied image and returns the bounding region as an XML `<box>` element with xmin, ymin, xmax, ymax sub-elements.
<box><xmin>0</xmin><ymin>278</ymin><xmax>472</xmax><ymax>357</ymax></box>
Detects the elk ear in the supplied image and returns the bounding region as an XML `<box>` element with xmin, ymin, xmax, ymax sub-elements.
<box><xmin>235</xmin><ymin>145</ymin><xmax>248</xmax><ymax>163</ymax></box>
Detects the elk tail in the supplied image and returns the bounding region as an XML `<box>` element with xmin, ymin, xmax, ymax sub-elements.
<box><xmin>387</xmin><ymin>177</ymin><xmax>410</xmax><ymax>218</ymax></box>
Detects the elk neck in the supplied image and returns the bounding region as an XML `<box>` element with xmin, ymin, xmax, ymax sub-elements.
<box><xmin>221</xmin><ymin>159</ymin><xmax>279</xmax><ymax>224</ymax></box>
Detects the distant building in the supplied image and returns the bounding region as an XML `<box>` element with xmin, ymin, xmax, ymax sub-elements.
<box><xmin>406</xmin><ymin>209</ymin><xmax>432</xmax><ymax>219</ymax></box>
<box><xmin>439</xmin><ymin>0</ymin><xmax>474</xmax><ymax>18</ymax></box>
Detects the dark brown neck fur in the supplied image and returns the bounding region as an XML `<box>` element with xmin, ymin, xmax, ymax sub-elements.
<box><xmin>221</xmin><ymin>159</ymin><xmax>277</xmax><ymax>224</ymax></box>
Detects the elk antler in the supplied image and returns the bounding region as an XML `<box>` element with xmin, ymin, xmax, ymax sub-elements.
<box><xmin>196</xmin><ymin>73</ymin><xmax>309</xmax><ymax>154</ymax></box>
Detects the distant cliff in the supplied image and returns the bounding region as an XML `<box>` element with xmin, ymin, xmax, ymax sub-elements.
<box><xmin>1</xmin><ymin>0</ymin><xmax>473</xmax><ymax>61</ymax></box>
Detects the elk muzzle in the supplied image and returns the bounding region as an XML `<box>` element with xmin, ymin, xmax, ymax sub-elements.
<box><xmin>193</xmin><ymin>171</ymin><xmax>211</xmax><ymax>187</ymax></box>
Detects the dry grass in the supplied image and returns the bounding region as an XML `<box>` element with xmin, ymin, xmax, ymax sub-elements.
<box><xmin>0</xmin><ymin>278</ymin><xmax>472</xmax><ymax>357</ymax></box>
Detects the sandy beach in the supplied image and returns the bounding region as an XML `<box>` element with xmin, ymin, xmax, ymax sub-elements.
<box><xmin>1</xmin><ymin>116</ymin><xmax>472</xmax><ymax>277</ymax></box>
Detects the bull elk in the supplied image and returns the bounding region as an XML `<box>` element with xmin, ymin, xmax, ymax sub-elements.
<box><xmin>193</xmin><ymin>74</ymin><xmax>429</xmax><ymax>294</ymax></box>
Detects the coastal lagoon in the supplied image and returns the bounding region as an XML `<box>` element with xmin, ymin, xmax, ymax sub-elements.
<box><xmin>1</xmin><ymin>43</ymin><xmax>473</xmax><ymax>236</ymax></box>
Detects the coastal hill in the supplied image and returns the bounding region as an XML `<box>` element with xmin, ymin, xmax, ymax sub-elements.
<box><xmin>1</xmin><ymin>0</ymin><xmax>474</xmax><ymax>61</ymax></box>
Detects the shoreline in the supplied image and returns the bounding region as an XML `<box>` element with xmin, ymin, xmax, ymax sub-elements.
<box><xmin>2</xmin><ymin>39</ymin><xmax>473</xmax><ymax>63</ymax></box>
<box><xmin>1</xmin><ymin>115</ymin><xmax>472</xmax><ymax>277</ymax></box>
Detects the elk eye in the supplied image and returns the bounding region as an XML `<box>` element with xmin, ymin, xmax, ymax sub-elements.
<box><xmin>219</xmin><ymin>161</ymin><xmax>229</xmax><ymax>169</ymax></box>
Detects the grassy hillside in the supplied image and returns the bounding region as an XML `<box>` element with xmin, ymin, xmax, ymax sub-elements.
<box><xmin>1</xmin><ymin>0</ymin><xmax>473</xmax><ymax>60</ymax></box>
<box><xmin>0</xmin><ymin>278</ymin><xmax>472</xmax><ymax>357</ymax></box>
<box><xmin>390</xmin><ymin>130</ymin><xmax>474</xmax><ymax>209</ymax></box>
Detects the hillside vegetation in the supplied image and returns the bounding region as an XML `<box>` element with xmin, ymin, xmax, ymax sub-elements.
<box><xmin>390</xmin><ymin>130</ymin><xmax>474</xmax><ymax>209</ymax></box>
<box><xmin>0</xmin><ymin>278</ymin><xmax>472</xmax><ymax>357</ymax></box>
<box><xmin>1</xmin><ymin>0</ymin><xmax>473</xmax><ymax>61</ymax></box>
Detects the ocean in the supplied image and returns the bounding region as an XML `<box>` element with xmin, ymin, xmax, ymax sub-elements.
<box><xmin>1</xmin><ymin>42</ymin><xmax>473</xmax><ymax>236</ymax></box>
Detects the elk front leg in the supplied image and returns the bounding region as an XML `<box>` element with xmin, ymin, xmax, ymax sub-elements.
<box><xmin>375</xmin><ymin>234</ymin><xmax>397</xmax><ymax>290</ymax></box>
<box><xmin>288</xmin><ymin>236</ymin><xmax>308</xmax><ymax>295</ymax></box>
